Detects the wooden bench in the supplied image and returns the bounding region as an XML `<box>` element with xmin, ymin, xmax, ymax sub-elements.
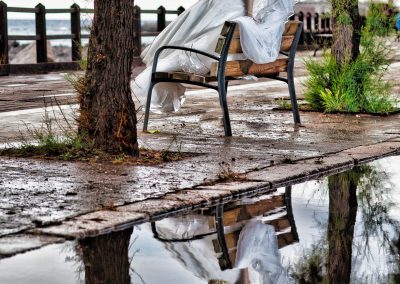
<box><xmin>143</xmin><ymin>20</ymin><xmax>303</xmax><ymax>136</ymax></box>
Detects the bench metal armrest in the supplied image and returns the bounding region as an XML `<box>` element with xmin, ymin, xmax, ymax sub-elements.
<box><xmin>151</xmin><ymin>45</ymin><xmax>220</xmax><ymax>74</ymax></box>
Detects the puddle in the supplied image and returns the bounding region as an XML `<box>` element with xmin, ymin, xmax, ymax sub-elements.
<box><xmin>1</xmin><ymin>156</ymin><xmax>400</xmax><ymax>283</ymax></box>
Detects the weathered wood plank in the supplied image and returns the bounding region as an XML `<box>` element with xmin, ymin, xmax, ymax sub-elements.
<box><xmin>283</xmin><ymin>21</ymin><xmax>300</xmax><ymax>36</ymax></box>
<box><xmin>220</xmin><ymin>21</ymin><xmax>240</xmax><ymax>37</ymax></box>
<box><xmin>280</xmin><ymin>35</ymin><xmax>295</xmax><ymax>51</ymax></box>
<box><xmin>220</xmin><ymin>21</ymin><xmax>299</xmax><ymax>38</ymax></box>
<box><xmin>216</xmin><ymin>35</ymin><xmax>295</xmax><ymax>54</ymax></box>
<box><xmin>215</xmin><ymin>37</ymin><xmax>241</xmax><ymax>54</ymax></box>
<box><xmin>154</xmin><ymin>71</ymin><xmax>207</xmax><ymax>83</ymax></box>
<box><xmin>210</xmin><ymin>58</ymin><xmax>288</xmax><ymax>77</ymax></box>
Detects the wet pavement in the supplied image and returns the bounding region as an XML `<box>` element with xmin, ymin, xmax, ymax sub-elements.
<box><xmin>1</xmin><ymin>48</ymin><xmax>400</xmax><ymax>259</ymax></box>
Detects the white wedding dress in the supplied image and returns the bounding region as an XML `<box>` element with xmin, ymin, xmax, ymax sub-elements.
<box><xmin>132</xmin><ymin>0</ymin><xmax>296</xmax><ymax>113</ymax></box>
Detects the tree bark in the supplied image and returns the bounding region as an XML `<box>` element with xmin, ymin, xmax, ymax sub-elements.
<box><xmin>79</xmin><ymin>0</ymin><xmax>139</xmax><ymax>155</ymax></box>
<box><xmin>327</xmin><ymin>171</ymin><xmax>358</xmax><ymax>284</ymax></box>
<box><xmin>78</xmin><ymin>228</ymin><xmax>133</xmax><ymax>284</ymax></box>
<box><xmin>331</xmin><ymin>0</ymin><xmax>361</xmax><ymax>66</ymax></box>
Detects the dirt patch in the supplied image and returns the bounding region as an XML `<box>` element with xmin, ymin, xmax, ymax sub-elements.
<box><xmin>0</xmin><ymin>147</ymin><xmax>198</xmax><ymax>166</ymax></box>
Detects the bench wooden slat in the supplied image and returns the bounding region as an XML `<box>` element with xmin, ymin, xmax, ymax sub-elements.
<box><xmin>220</xmin><ymin>20</ymin><xmax>300</xmax><ymax>38</ymax></box>
<box><xmin>283</xmin><ymin>21</ymin><xmax>300</xmax><ymax>36</ymax></box>
<box><xmin>216</xmin><ymin>35</ymin><xmax>295</xmax><ymax>54</ymax></box>
<box><xmin>210</xmin><ymin>58</ymin><xmax>288</xmax><ymax>77</ymax></box>
<box><xmin>154</xmin><ymin>71</ymin><xmax>207</xmax><ymax>83</ymax></box>
<box><xmin>220</xmin><ymin>21</ymin><xmax>240</xmax><ymax>37</ymax></box>
<box><xmin>281</xmin><ymin>35</ymin><xmax>295</xmax><ymax>51</ymax></box>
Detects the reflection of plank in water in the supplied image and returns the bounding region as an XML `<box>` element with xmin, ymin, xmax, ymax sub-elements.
<box><xmin>210</xmin><ymin>186</ymin><xmax>299</xmax><ymax>270</ymax></box>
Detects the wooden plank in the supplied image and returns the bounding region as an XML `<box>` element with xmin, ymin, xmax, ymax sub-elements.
<box><xmin>215</xmin><ymin>37</ymin><xmax>226</xmax><ymax>54</ymax></box>
<box><xmin>216</xmin><ymin>21</ymin><xmax>298</xmax><ymax>54</ymax></box>
<box><xmin>220</xmin><ymin>20</ymin><xmax>298</xmax><ymax>38</ymax></box>
<box><xmin>169</xmin><ymin>71</ymin><xmax>190</xmax><ymax>81</ymax></box>
<box><xmin>71</xmin><ymin>3</ymin><xmax>82</xmax><ymax>61</ymax></box>
<box><xmin>35</xmin><ymin>3</ymin><xmax>47</xmax><ymax>63</ymax></box>
<box><xmin>47</xmin><ymin>34</ymin><xmax>75</xmax><ymax>40</ymax></box>
<box><xmin>46</xmin><ymin>9</ymin><xmax>74</xmax><ymax>13</ymax></box>
<box><xmin>216</xmin><ymin>37</ymin><xmax>240</xmax><ymax>54</ymax></box>
<box><xmin>220</xmin><ymin>21</ymin><xmax>240</xmax><ymax>37</ymax></box>
<box><xmin>189</xmin><ymin>73</ymin><xmax>206</xmax><ymax>83</ymax></box>
<box><xmin>212</xmin><ymin>238</ymin><xmax>222</xmax><ymax>253</ymax></box>
<box><xmin>154</xmin><ymin>72</ymin><xmax>170</xmax><ymax>79</ymax></box>
<box><xmin>7</xmin><ymin>7</ymin><xmax>38</xmax><ymax>13</ymax></box>
<box><xmin>277</xmin><ymin>232</ymin><xmax>296</xmax><ymax>248</ymax></box>
<box><xmin>224</xmin><ymin>231</ymin><xmax>240</xmax><ymax>249</ymax></box>
<box><xmin>80</xmin><ymin>8</ymin><xmax>94</xmax><ymax>13</ymax></box>
<box><xmin>222</xmin><ymin>208</ymin><xmax>241</xmax><ymax>226</ymax></box>
<box><xmin>280</xmin><ymin>35</ymin><xmax>295</xmax><ymax>52</ymax></box>
<box><xmin>8</xmin><ymin>35</ymin><xmax>40</xmax><ymax>40</ymax></box>
<box><xmin>241</xmin><ymin>196</ymin><xmax>285</xmax><ymax>218</ymax></box>
<box><xmin>210</xmin><ymin>58</ymin><xmax>288</xmax><ymax>77</ymax></box>
<box><xmin>283</xmin><ymin>21</ymin><xmax>300</xmax><ymax>36</ymax></box>
<box><xmin>265</xmin><ymin>216</ymin><xmax>291</xmax><ymax>232</ymax></box>
<box><xmin>217</xmin><ymin>35</ymin><xmax>295</xmax><ymax>54</ymax></box>
<box><xmin>154</xmin><ymin>72</ymin><xmax>207</xmax><ymax>83</ymax></box>
<box><xmin>142</xmin><ymin>32</ymin><xmax>160</xmax><ymax>37</ymax></box>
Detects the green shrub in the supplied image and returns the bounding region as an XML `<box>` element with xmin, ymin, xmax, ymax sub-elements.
<box><xmin>365</xmin><ymin>2</ymin><xmax>397</xmax><ymax>37</ymax></box>
<box><xmin>304</xmin><ymin>2</ymin><xmax>398</xmax><ymax>114</ymax></box>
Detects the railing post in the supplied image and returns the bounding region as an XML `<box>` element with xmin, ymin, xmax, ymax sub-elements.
<box><xmin>133</xmin><ymin>5</ymin><xmax>141</xmax><ymax>56</ymax></box>
<box><xmin>70</xmin><ymin>3</ymin><xmax>81</xmax><ymax>61</ymax></box>
<box><xmin>0</xmin><ymin>1</ymin><xmax>9</xmax><ymax>65</ymax></box>
<box><xmin>35</xmin><ymin>3</ymin><xmax>47</xmax><ymax>63</ymax></box>
<box><xmin>177</xmin><ymin>6</ymin><xmax>185</xmax><ymax>16</ymax></box>
<box><xmin>157</xmin><ymin>6</ymin><xmax>166</xmax><ymax>32</ymax></box>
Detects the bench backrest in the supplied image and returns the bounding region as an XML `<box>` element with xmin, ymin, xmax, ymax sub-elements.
<box><xmin>216</xmin><ymin>20</ymin><xmax>301</xmax><ymax>53</ymax></box>
<box><xmin>210</xmin><ymin>20</ymin><xmax>302</xmax><ymax>77</ymax></box>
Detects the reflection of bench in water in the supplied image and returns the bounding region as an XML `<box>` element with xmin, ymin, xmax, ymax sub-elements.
<box><xmin>209</xmin><ymin>186</ymin><xmax>298</xmax><ymax>270</ymax></box>
<box><xmin>151</xmin><ymin>186</ymin><xmax>298</xmax><ymax>270</ymax></box>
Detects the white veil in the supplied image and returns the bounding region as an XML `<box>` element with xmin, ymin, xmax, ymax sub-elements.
<box><xmin>132</xmin><ymin>0</ymin><xmax>297</xmax><ymax>113</ymax></box>
<box><xmin>237</xmin><ymin>0</ymin><xmax>296</xmax><ymax>64</ymax></box>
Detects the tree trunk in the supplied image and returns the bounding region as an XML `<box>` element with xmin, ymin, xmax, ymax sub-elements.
<box><xmin>331</xmin><ymin>0</ymin><xmax>361</xmax><ymax>66</ymax></box>
<box><xmin>78</xmin><ymin>228</ymin><xmax>133</xmax><ymax>284</ymax></box>
<box><xmin>79</xmin><ymin>0</ymin><xmax>139</xmax><ymax>155</ymax></box>
<box><xmin>327</xmin><ymin>171</ymin><xmax>358</xmax><ymax>284</ymax></box>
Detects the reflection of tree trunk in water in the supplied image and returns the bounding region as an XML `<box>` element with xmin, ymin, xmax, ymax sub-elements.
<box><xmin>79</xmin><ymin>228</ymin><xmax>133</xmax><ymax>284</ymax></box>
<box><xmin>327</xmin><ymin>172</ymin><xmax>358</xmax><ymax>284</ymax></box>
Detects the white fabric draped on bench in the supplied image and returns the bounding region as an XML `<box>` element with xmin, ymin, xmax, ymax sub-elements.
<box><xmin>132</xmin><ymin>0</ymin><xmax>296</xmax><ymax>113</ymax></box>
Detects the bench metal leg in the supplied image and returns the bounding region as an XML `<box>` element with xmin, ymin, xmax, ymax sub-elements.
<box><xmin>287</xmin><ymin>75</ymin><xmax>301</xmax><ymax>124</ymax></box>
<box><xmin>143</xmin><ymin>82</ymin><xmax>156</xmax><ymax>133</ymax></box>
<box><xmin>218</xmin><ymin>81</ymin><xmax>232</xmax><ymax>136</ymax></box>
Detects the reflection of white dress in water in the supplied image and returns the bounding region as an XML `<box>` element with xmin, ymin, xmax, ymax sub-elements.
<box><xmin>154</xmin><ymin>216</ymin><xmax>293</xmax><ymax>283</ymax></box>
<box><xmin>132</xmin><ymin>0</ymin><xmax>296</xmax><ymax>113</ymax></box>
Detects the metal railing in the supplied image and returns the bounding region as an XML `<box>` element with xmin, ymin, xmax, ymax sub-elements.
<box><xmin>0</xmin><ymin>1</ymin><xmax>185</xmax><ymax>75</ymax></box>
<box><xmin>0</xmin><ymin>1</ymin><xmax>343</xmax><ymax>76</ymax></box>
